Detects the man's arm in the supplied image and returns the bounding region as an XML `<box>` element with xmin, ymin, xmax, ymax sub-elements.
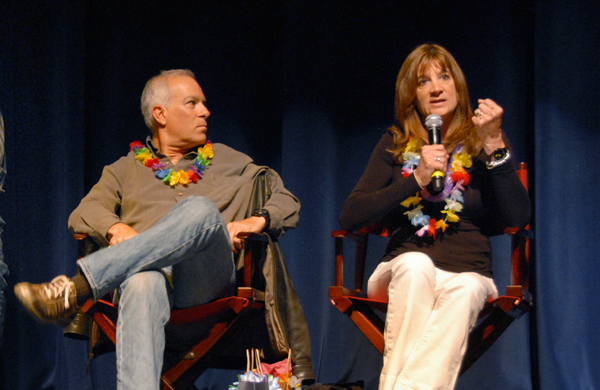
<box><xmin>68</xmin><ymin>160</ymin><xmax>127</xmax><ymax>247</ymax></box>
<box><xmin>227</xmin><ymin>167</ymin><xmax>300</xmax><ymax>253</ymax></box>
<box><xmin>260</xmin><ymin>169</ymin><xmax>300</xmax><ymax>235</ymax></box>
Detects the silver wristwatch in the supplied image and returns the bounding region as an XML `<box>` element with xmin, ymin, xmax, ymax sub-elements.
<box><xmin>486</xmin><ymin>148</ymin><xmax>510</xmax><ymax>169</ymax></box>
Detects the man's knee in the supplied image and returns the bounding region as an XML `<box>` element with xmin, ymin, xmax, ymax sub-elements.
<box><xmin>176</xmin><ymin>196</ymin><xmax>223</xmax><ymax>226</ymax></box>
<box><xmin>119</xmin><ymin>271</ymin><xmax>169</xmax><ymax>306</ymax></box>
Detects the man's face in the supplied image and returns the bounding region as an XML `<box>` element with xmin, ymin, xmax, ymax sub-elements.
<box><xmin>161</xmin><ymin>75</ymin><xmax>210</xmax><ymax>148</ymax></box>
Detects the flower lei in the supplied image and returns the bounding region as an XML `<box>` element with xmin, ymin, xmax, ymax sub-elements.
<box><xmin>400</xmin><ymin>137</ymin><xmax>472</xmax><ymax>238</ymax></box>
<box><xmin>129</xmin><ymin>140</ymin><xmax>214</xmax><ymax>187</ymax></box>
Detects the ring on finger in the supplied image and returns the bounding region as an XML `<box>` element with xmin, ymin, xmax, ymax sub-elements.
<box><xmin>474</xmin><ymin>109</ymin><xmax>483</xmax><ymax>119</ymax></box>
<box><xmin>435</xmin><ymin>157</ymin><xmax>441</xmax><ymax>162</ymax></box>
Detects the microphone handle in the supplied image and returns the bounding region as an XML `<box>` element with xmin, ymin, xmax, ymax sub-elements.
<box><xmin>428</xmin><ymin>126</ymin><xmax>441</xmax><ymax>145</ymax></box>
<box><xmin>430</xmin><ymin>172</ymin><xmax>444</xmax><ymax>193</ymax></box>
<box><xmin>428</xmin><ymin>126</ymin><xmax>444</xmax><ymax>194</ymax></box>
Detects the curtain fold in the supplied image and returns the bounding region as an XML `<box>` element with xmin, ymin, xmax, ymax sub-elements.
<box><xmin>534</xmin><ymin>2</ymin><xmax>600</xmax><ymax>389</ymax></box>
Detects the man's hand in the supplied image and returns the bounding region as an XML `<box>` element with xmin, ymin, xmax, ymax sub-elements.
<box><xmin>107</xmin><ymin>223</ymin><xmax>139</xmax><ymax>246</ymax></box>
<box><xmin>226</xmin><ymin>216</ymin><xmax>266</xmax><ymax>254</ymax></box>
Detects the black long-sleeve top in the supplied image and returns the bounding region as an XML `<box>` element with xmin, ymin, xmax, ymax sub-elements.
<box><xmin>340</xmin><ymin>131</ymin><xmax>531</xmax><ymax>277</ymax></box>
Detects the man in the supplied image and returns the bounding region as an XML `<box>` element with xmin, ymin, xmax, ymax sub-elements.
<box><xmin>14</xmin><ymin>70</ymin><xmax>309</xmax><ymax>389</ymax></box>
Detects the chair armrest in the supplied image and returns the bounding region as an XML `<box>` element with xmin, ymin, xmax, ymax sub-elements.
<box><xmin>73</xmin><ymin>233</ymin><xmax>104</xmax><ymax>258</ymax></box>
<box><xmin>503</xmin><ymin>227</ymin><xmax>534</xmax><ymax>239</ymax></box>
<box><xmin>331</xmin><ymin>230</ymin><xmax>369</xmax><ymax>293</ymax></box>
<box><xmin>498</xmin><ymin>227</ymin><xmax>533</xmax><ymax>290</ymax></box>
<box><xmin>332</xmin><ymin>230</ymin><xmax>368</xmax><ymax>243</ymax></box>
<box><xmin>236</xmin><ymin>232</ymin><xmax>269</xmax><ymax>243</ymax></box>
<box><xmin>236</xmin><ymin>232</ymin><xmax>270</xmax><ymax>288</ymax></box>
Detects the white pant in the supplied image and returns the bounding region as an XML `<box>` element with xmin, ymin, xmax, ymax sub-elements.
<box><xmin>368</xmin><ymin>252</ymin><xmax>497</xmax><ymax>390</ymax></box>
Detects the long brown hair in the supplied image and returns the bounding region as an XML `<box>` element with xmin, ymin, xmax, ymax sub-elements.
<box><xmin>388</xmin><ymin>43</ymin><xmax>482</xmax><ymax>161</ymax></box>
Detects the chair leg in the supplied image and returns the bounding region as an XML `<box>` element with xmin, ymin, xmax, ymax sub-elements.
<box><xmin>161</xmin><ymin>309</ymin><xmax>254</xmax><ymax>389</ymax></box>
<box><xmin>460</xmin><ymin>308</ymin><xmax>515</xmax><ymax>375</ymax></box>
<box><xmin>163</xmin><ymin>383</ymin><xmax>199</xmax><ymax>390</ymax></box>
<box><xmin>333</xmin><ymin>298</ymin><xmax>386</xmax><ymax>354</ymax></box>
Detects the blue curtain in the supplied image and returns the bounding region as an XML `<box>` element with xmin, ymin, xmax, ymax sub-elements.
<box><xmin>0</xmin><ymin>1</ymin><xmax>597</xmax><ymax>389</ymax></box>
<box><xmin>534</xmin><ymin>2</ymin><xmax>600</xmax><ymax>389</ymax></box>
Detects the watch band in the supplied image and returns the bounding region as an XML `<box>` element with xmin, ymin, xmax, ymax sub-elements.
<box><xmin>251</xmin><ymin>209</ymin><xmax>271</xmax><ymax>231</ymax></box>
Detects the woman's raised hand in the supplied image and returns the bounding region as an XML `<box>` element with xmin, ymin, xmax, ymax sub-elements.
<box><xmin>472</xmin><ymin>98</ymin><xmax>505</xmax><ymax>154</ymax></box>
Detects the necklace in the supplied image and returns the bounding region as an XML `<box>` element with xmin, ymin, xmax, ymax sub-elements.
<box><xmin>400</xmin><ymin>137</ymin><xmax>472</xmax><ymax>238</ymax></box>
<box><xmin>129</xmin><ymin>140</ymin><xmax>214</xmax><ymax>187</ymax></box>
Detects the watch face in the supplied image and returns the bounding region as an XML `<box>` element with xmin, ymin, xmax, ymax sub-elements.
<box><xmin>492</xmin><ymin>148</ymin><xmax>507</xmax><ymax>161</ymax></box>
<box><xmin>253</xmin><ymin>210</ymin><xmax>267</xmax><ymax>218</ymax></box>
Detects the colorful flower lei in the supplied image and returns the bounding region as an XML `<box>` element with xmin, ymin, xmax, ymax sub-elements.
<box><xmin>129</xmin><ymin>140</ymin><xmax>214</xmax><ymax>187</ymax></box>
<box><xmin>400</xmin><ymin>137</ymin><xmax>472</xmax><ymax>238</ymax></box>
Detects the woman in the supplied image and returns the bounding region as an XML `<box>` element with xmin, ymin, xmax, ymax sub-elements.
<box><xmin>339</xmin><ymin>43</ymin><xmax>531</xmax><ymax>390</ymax></box>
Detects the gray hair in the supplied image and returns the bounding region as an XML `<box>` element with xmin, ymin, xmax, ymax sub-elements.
<box><xmin>140</xmin><ymin>69</ymin><xmax>196</xmax><ymax>130</ymax></box>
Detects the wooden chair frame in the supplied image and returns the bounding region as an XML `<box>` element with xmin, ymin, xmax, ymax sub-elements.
<box><xmin>329</xmin><ymin>163</ymin><xmax>533</xmax><ymax>375</ymax></box>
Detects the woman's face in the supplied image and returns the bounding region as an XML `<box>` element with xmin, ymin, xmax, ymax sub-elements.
<box><xmin>415</xmin><ymin>63</ymin><xmax>458</xmax><ymax>128</ymax></box>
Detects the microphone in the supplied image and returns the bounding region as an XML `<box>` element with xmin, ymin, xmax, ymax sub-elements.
<box><xmin>425</xmin><ymin>114</ymin><xmax>444</xmax><ymax>194</ymax></box>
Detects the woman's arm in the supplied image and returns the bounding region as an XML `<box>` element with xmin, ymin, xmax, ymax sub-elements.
<box><xmin>487</xmin><ymin>156</ymin><xmax>531</xmax><ymax>229</ymax></box>
<box><xmin>473</xmin><ymin>99</ymin><xmax>531</xmax><ymax>229</ymax></box>
<box><xmin>340</xmin><ymin>133</ymin><xmax>422</xmax><ymax>231</ymax></box>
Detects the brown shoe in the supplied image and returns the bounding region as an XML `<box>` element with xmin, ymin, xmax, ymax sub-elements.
<box><xmin>14</xmin><ymin>275</ymin><xmax>79</xmax><ymax>327</ymax></box>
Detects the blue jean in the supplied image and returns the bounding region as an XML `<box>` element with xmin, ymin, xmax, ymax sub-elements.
<box><xmin>78</xmin><ymin>196</ymin><xmax>236</xmax><ymax>390</ymax></box>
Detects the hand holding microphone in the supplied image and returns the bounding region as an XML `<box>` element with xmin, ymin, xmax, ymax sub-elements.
<box><xmin>424</xmin><ymin>114</ymin><xmax>445</xmax><ymax>194</ymax></box>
